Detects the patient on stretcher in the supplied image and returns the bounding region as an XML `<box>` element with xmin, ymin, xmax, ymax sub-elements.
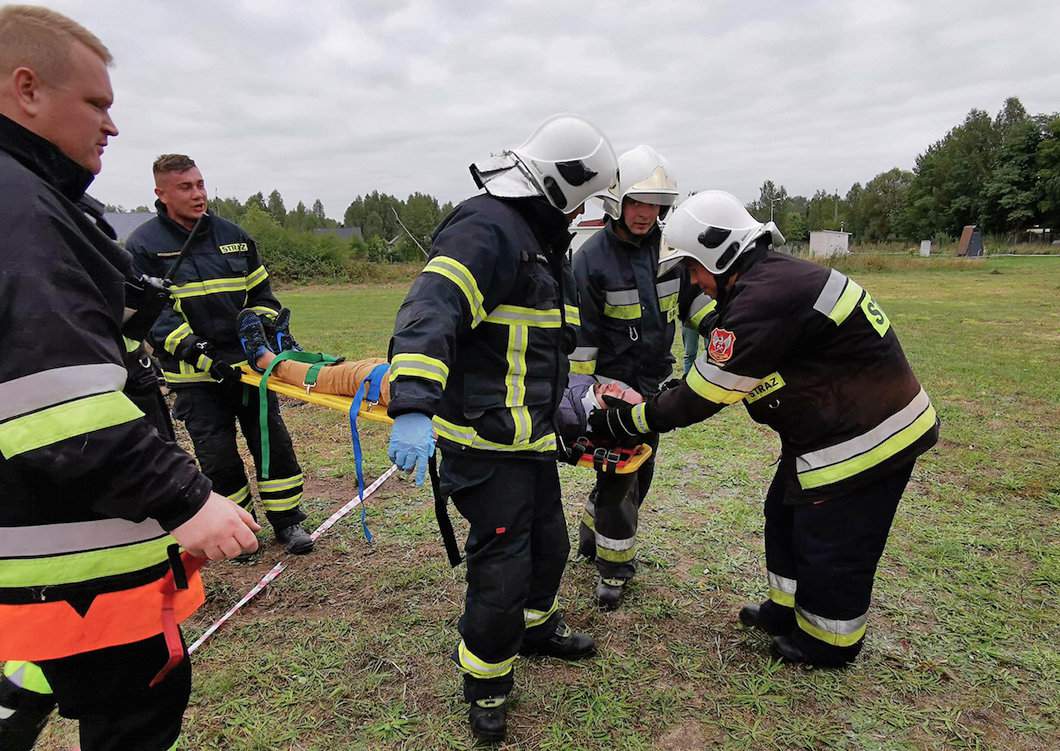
<box><xmin>236</xmin><ymin>309</ymin><xmax>641</xmax><ymax>435</ymax></box>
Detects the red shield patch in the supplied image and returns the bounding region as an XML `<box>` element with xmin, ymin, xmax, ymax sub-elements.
<box><xmin>707</xmin><ymin>328</ymin><xmax>736</xmax><ymax>363</ymax></box>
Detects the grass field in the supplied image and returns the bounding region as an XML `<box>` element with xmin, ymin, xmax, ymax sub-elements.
<box><xmin>39</xmin><ymin>257</ymin><xmax>1060</xmax><ymax>750</ymax></box>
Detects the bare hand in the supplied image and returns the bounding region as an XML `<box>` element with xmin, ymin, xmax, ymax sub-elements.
<box><xmin>171</xmin><ymin>491</ymin><xmax>261</xmax><ymax>561</ymax></box>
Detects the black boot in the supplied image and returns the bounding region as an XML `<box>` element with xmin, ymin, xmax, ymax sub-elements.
<box><xmin>738</xmin><ymin>600</ymin><xmax>796</xmax><ymax>636</ymax></box>
<box><xmin>468</xmin><ymin>697</ymin><xmax>507</xmax><ymax>743</ymax></box>
<box><xmin>276</xmin><ymin>523</ymin><xmax>314</xmax><ymax>554</ymax></box>
<box><xmin>595</xmin><ymin>577</ymin><xmax>625</xmax><ymax>611</ymax></box>
<box><xmin>772</xmin><ymin>631</ymin><xmax>861</xmax><ymax>668</ymax></box>
<box><xmin>520</xmin><ymin>614</ymin><xmax>595</xmax><ymax>659</ymax></box>
<box><xmin>264</xmin><ymin>307</ymin><xmax>303</xmax><ymax>353</ymax></box>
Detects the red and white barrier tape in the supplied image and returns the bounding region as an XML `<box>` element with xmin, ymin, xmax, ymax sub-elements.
<box><xmin>188</xmin><ymin>464</ymin><xmax>398</xmax><ymax>654</ymax></box>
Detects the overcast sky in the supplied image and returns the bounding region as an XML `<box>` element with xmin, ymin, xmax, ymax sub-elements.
<box><xmin>52</xmin><ymin>0</ymin><xmax>1060</xmax><ymax>219</ymax></box>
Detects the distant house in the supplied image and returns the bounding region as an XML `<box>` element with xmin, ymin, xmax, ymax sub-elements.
<box><xmin>104</xmin><ymin>211</ymin><xmax>154</xmax><ymax>243</ymax></box>
<box><xmin>809</xmin><ymin>230</ymin><xmax>851</xmax><ymax>258</ymax></box>
<box><xmin>312</xmin><ymin>226</ymin><xmax>363</xmax><ymax>242</ymax></box>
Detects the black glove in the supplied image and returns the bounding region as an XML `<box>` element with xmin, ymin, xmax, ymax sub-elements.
<box><xmin>208</xmin><ymin>359</ymin><xmax>237</xmax><ymax>383</ymax></box>
<box><xmin>588</xmin><ymin>404</ymin><xmax>643</xmax><ymax>445</ymax></box>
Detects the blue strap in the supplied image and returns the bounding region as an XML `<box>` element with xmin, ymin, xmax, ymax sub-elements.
<box><xmin>348</xmin><ymin>363</ymin><xmax>390</xmax><ymax>542</ymax></box>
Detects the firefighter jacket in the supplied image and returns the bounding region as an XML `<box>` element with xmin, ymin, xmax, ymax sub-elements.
<box><xmin>634</xmin><ymin>250</ymin><xmax>939</xmax><ymax>501</ymax></box>
<box><xmin>127</xmin><ymin>206</ymin><xmax>281</xmax><ymax>387</ymax></box>
<box><xmin>388</xmin><ymin>194</ymin><xmax>579</xmax><ymax>458</ymax></box>
<box><xmin>570</xmin><ymin>220</ymin><xmax>716</xmax><ymax>395</ymax></box>
<box><xmin>0</xmin><ymin>115</ymin><xmax>211</xmax><ymax>660</ymax></box>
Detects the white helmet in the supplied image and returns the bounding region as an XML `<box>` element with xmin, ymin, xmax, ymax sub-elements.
<box><xmin>601</xmin><ymin>145</ymin><xmax>679</xmax><ymax>220</ymax></box>
<box><xmin>660</xmin><ymin>190</ymin><xmax>785</xmax><ymax>275</ymax></box>
<box><xmin>470</xmin><ymin>114</ymin><xmax>618</xmax><ymax>214</ymax></box>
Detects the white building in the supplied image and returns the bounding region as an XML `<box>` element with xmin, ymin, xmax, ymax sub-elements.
<box><xmin>809</xmin><ymin>230</ymin><xmax>851</xmax><ymax>258</ymax></box>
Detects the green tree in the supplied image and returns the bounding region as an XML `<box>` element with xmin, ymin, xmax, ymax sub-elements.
<box><xmin>983</xmin><ymin>115</ymin><xmax>1044</xmax><ymax>234</ymax></box>
<box><xmin>1037</xmin><ymin>115</ymin><xmax>1060</xmax><ymax>228</ymax></box>
<box><xmin>266</xmin><ymin>189</ymin><xmax>287</xmax><ymax>224</ymax></box>
<box><xmin>854</xmin><ymin>168</ymin><xmax>914</xmax><ymax>241</ymax></box>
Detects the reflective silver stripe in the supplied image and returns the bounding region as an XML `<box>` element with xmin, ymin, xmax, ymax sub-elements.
<box><xmin>595</xmin><ymin>530</ymin><xmax>635</xmax><ymax>551</ymax></box>
<box><xmin>688</xmin><ymin>293</ymin><xmax>714</xmax><ymax>319</ymax></box>
<box><xmin>795</xmin><ymin>389</ymin><xmax>931</xmax><ymax>473</ymax></box>
<box><xmin>796</xmin><ymin>605</ymin><xmax>867</xmax><ymax>636</ymax></box>
<box><xmin>696</xmin><ymin>361</ymin><xmax>761</xmax><ymax>392</ymax></box>
<box><xmin>655</xmin><ymin>278</ymin><xmax>681</xmax><ymax>298</ymax></box>
<box><xmin>584</xmin><ymin>498</ymin><xmax>596</xmax><ymax>517</ymax></box>
<box><xmin>813</xmin><ymin>269</ymin><xmax>848</xmax><ymax>316</ymax></box>
<box><xmin>0</xmin><ymin>363</ymin><xmax>127</xmax><ymax>421</ymax></box>
<box><xmin>0</xmin><ymin>518</ymin><xmax>166</xmax><ymax>557</ymax></box>
<box><xmin>604</xmin><ymin>289</ymin><xmax>639</xmax><ymax>306</ymax></box>
<box><xmin>569</xmin><ymin>346</ymin><xmax>598</xmax><ymax>363</ymax></box>
<box><xmin>768</xmin><ymin>571</ymin><xmax>797</xmax><ymax>595</ymax></box>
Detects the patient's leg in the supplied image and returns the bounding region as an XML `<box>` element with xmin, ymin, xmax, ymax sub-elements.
<box><xmin>257</xmin><ymin>351</ymin><xmax>390</xmax><ymax>405</ymax></box>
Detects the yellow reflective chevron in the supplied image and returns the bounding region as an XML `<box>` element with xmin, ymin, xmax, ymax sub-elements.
<box><xmin>164</xmin><ymin>322</ymin><xmax>193</xmax><ymax>355</ymax></box>
<box><xmin>0</xmin><ymin>391</ymin><xmax>143</xmax><ymax>460</ymax></box>
<box><xmin>389</xmin><ymin>353</ymin><xmax>449</xmax><ymax>387</ymax></box>
<box><xmin>424</xmin><ymin>256</ymin><xmax>485</xmax><ymax>327</ymax></box>
<box><xmin>0</xmin><ymin>535</ymin><xmax>173</xmax><ymax>588</ymax></box>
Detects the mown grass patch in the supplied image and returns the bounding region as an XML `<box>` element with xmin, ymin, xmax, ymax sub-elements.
<box><xmin>36</xmin><ymin>257</ymin><xmax>1059</xmax><ymax>750</ymax></box>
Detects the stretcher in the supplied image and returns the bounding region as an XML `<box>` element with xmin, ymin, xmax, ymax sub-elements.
<box><xmin>239</xmin><ymin>368</ymin><xmax>393</xmax><ymax>425</ymax></box>
<box><xmin>569</xmin><ymin>437</ymin><xmax>653</xmax><ymax>474</ymax></box>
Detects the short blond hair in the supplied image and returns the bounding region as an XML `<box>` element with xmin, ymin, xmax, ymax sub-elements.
<box><xmin>0</xmin><ymin>5</ymin><xmax>112</xmax><ymax>83</ymax></box>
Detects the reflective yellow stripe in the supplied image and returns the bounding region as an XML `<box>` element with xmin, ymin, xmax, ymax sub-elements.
<box><xmin>123</xmin><ymin>336</ymin><xmax>140</xmax><ymax>353</ymax></box>
<box><xmin>564</xmin><ymin>304</ymin><xmax>581</xmax><ymax>327</ymax></box>
<box><xmin>424</xmin><ymin>256</ymin><xmax>485</xmax><ymax>327</ymax></box>
<box><xmin>503</xmin><ymin>324</ymin><xmax>532</xmax><ymax>443</ymax></box>
<box><xmin>828</xmin><ymin>280</ymin><xmax>863</xmax><ymax>325</ymax></box>
<box><xmin>686</xmin><ymin>367</ymin><xmax>748</xmax><ymax>405</ymax></box>
<box><xmin>485</xmin><ymin>305</ymin><xmax>564</xmax><ymax>328</ymax></box>
<box><xmin>769</xmin><ymin>588</ymin><xmax>795</xmax><ymax>607</ymax></box>
<box><xmin>0</xmin><ymin>391</ymin><xmax>143</xmax><ymax>459</ymax></box>
<box><xmin>580</xmin><ymin>511</ymin><xmax>596</xmax><ymax>531</ymax></box>
<box><xmin>163</xmin><ymin>368</ymin><xmax>215</xmax><ymax>384</ymax></box>
<box><xmin>603</xmin><ymin>302</ymin><xmax>641</xmax><ymax>320</ymax></box>
<box><xmin>0</xmin><ymin>535</ymin><xmax>173</xmax><ymax>588</ymax></box>
<box><xmin>259</xmin><ymin>473</ymin><xmax>304</xmax><ymax>493</ymax></box>
<box><xmin>3</xmin><ymin>661</ymin><xmax>52</xmax><ymax>694</ymax></box>
<box><xmin>796</xmin><ymin>608</ymin><xmax>867</xmax><ymax>647</ymax></box>
<box><xmin>228</xmin><ymin>485</ymin><xmax>251</xmax><ymax>505</ymax></box>
<box><xmin>798</xmin><ymin>404</ymin><xmax>936</xmax><ymax>489</ymax></box>
<box><xmin>524</xmin><ymin>597</ymin><xmax>558</xmax><ymax>628</ymax></box>
<box><xmin>569</xmin><ymin>360</ymin><xmax>596</xmax><ymax>375</ymax></box>
<box><xmin>744</xmin><ymin>372</ymin><xmax>785</xmax><ymax>404</ymax></box>
<box><xmin>247</xmin><ymin>305</ymin><xmax>279</xmax><ymax>318</ymax></box>
<box><xmin>246</xmin><ymin>265</ymin><xmax>268</xmax><ymax>289</ymax></box>
<box><xmin>432</xmin><ymin>416</ymin><xmax>557</xmax><ymax>453</ymax></box>
<box><xmin>688</xmin><ymin>298</ymin><xmax>717</xmax><ymax>328</ymax></box>
<box><xmin>456</xmin><ymin>640</ymin><xmax>515</xmax><ymax>679</ymax></box>
<box><xmin>169</xmin><ymin>276</ymin><xmax>250</xmax><ymax>300</ymax></box>
<box><xmin>261</xmin><ymin>492</ymin><xmax>302</xmax><ymax>512</ymax></box>
<box><xmin>389</xmin><ymin>353</ymin><xmax>449</xmax><ymax>387</ymax></box>
<box><xmin>631</xmin><ymin>403</ymin><xmax>650</xmax><ymax>433</ymax></box>
<box><xmin>597</xmin><ymin>545</ymin><xmax>637</xmax><ymax>563</ymax></box>
<box><xmin>164</xmin><ymin>322</ymin><xmax>193</xmax><ymax>355</ymax></box>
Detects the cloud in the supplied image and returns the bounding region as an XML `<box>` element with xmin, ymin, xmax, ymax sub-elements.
<box><xmin>53</xmin><ymin>0</ymin><xmax>1060</xmax><ymax>216</ymax></box>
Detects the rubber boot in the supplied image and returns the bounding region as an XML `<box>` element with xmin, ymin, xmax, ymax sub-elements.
<box><xmin>520</xmin><ymin>614</ymin><xmax>595</xmax><ymax>659</ymax></box>
<box><xmin>595</xmin><ymin>577</ymin><xmax>625</xmax><ymax>611</ymax></box>
<box><xmin>468</xmin><ymin>697</ymin><xmax>507</xmax><ymax>743</ymax></box>
<box><xmin>276</xmin><ymin>522</ymin><xmax>314</xmax><ymax>554</ymax></box>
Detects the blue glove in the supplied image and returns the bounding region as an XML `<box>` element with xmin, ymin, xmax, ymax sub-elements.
<box><xmin>388</xmin><ymin>412</ymin><xmax>436</xmax><ymax>486</ymax></box>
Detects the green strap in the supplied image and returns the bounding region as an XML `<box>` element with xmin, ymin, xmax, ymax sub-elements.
<box><xmin>258</xmin><ymin>351</ymin><xmax>342</xmax><ymax>478</ymax></box>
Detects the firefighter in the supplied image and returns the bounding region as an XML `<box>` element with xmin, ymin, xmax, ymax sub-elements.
<box><xmin>0</xmin><ymin>6</ymin><xmax>259</xmax><ymax>749</ymax></box>
<box><xmin>128</xmin><ymin>154</ymin><xmax>314</xmax><ymax>555</ymax></box>
<box><xmin>387</xmin><ymin>114</ymin><xmax>618</xmax><ymax>742</ymax></box>
<box><xmin>570</xmin><ymin>145</ymin><xmax>717</xmax><ymax>609</ymax></box>
<box><xmin>589</xmin><ymin>190</ymin><xmax>939</xmax><ymax>667</ymax></box>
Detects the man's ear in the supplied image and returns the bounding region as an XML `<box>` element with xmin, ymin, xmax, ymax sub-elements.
<box><xmin>154</xmin><ymin>186</ymin><xmax>165</xmax><ymax>201</ymax></box>
<box><xmin>11</xmin><ymin>67</ymin><xmax>43</xmax><ymax>116</ymax></box>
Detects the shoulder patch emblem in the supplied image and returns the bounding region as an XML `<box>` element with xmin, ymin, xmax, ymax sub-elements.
<box><xmin>707</xmin><ymin>328</ymin><xmax>736</xmax><ymax>363</ymax></box>
<box><xmin>218</xmin><ymin>242</ymin><xmax>249</xmax><ymax>254</ymax></box>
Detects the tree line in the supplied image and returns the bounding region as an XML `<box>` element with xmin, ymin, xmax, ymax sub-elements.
<box><xmin>746</xmin><ymin>97</ymin><xmax>1060</xmax><ymax>244</ymax></box>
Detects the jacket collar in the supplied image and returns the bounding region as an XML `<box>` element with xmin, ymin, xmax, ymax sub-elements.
<box><xmin>0</xmin><ymin>114</ymin><xmax>94</xmax><ymax>201</ymax></box>
<box><xmin>604</xmin><ymin>217</ymin><xmax>660</xmax><ymax>251</ymax></box>
<box><xmin>505</xmin><ymin>196</ymin><xmax>574</xmax><ymax>255</ymax></box>
<box><xmin>154</xmin><ymin>198</ymin><xmax>212</xmax><ymax>237</ymax></box>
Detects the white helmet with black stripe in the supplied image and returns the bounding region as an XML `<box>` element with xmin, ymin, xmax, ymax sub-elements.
<box><xmin>470</xmin><ymin>114</ymin><xmax>618</xmax><ymax>214</ymax></box>
<box><xmin>660</xmin><ymin>190</ymin><xmax>785</xmax><ymax>275</ymax></box>
<box><xmin>600</xmin><ymin>145</ymin><xmax>679</xmax><ymax>220</ymax></box>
